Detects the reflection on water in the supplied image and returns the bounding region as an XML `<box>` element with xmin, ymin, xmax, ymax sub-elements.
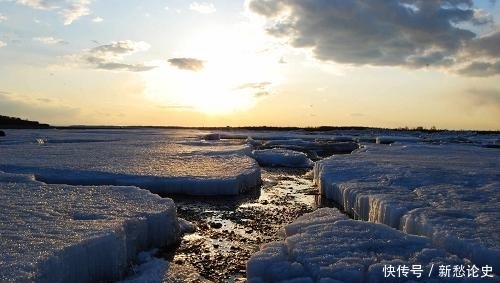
<box><xmin>162</xmin><ymin>168</ymin><xmax>331</xmax><ymax>282</ymax></box>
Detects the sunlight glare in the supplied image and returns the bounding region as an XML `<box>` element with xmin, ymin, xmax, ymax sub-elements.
<box><xmin>143</xmin><ymin>23</ymin><xmax>283</xmax><ymax>115</ymax></box>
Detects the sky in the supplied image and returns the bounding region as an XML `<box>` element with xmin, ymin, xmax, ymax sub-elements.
<box><xmin>0</xmin><ymin>0</ymin><xmax>499</xmax><ymax>130</ymax></box>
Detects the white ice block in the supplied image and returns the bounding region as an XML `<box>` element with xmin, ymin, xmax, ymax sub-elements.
<box><xmin>0</xmin><ymin>171</ymin><xmax>180</xmax><ymax>283</ymax></box>
<box><xmin>314</xmin><ymin>143</ymin><xmax>500</xmax><ymax>273</ymax></box>
<box><xmin>248</xmin><ymin>208</ymin><xmax>481</xmax><ymax>283</ymax></box>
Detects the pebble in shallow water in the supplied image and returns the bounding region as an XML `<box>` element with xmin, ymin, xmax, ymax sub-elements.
<box><xmin>161</xmin><ymin>168</ymin><xmax>320</xmax><ymax>282</ymax></box>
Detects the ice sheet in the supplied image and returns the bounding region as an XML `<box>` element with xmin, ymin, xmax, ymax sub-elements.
<box><xmin>248</xmin><ymin>208</ymin><xmax>496</xmax><ymax>283</ymax></box>
<box><xmin>252</xmin><ymin>149</ymin><xmax>314</xmax><ymax>168</ymax></box>
<box><xmin>255</xmin><ymin>138</ymin><xmax>359</xmax><ymax>158</ymax></box>
<box><xmin>314</xmin><ymin>143</ymin><xmax>500</xmax><ymax>272</ymax></box>
<box><xmin>0</xmin><ymin>171</ymin><xmax>180</xmax><ymax>283</ymax></box>
<box><xmin>0</xmin><ymin>129</ymin><xmax>261</xmax><ymax>195</ymax></box>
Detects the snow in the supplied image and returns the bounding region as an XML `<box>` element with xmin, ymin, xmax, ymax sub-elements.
<box><xmin>0</xmin><ymin>129</ymin><xmax>261</xmax><ymax>196</ymax></box>
<box><xmin>252</xmin><ymin>149</ymin><xmax>314</xmax><ymax>168</ymax></box>
<box><xmin>247</xmin><ymin>208</ymin><xmax>492</xmax><ymax>283</ymax></box>
<box><xmin>0</xmin><ymin>171</ymin><xmax>180</xmax><ymax>283</ymax></box>
<box><xmin>314</xmin><ymin>143</ymin><xmax>500</xmax><ymax>273</ymax></box>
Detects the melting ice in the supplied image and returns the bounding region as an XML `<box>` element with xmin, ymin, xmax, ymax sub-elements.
<box><xmin>1</xmin><ymin>128</ymin><xmax>499</xmax><ymax>282</ymax></box>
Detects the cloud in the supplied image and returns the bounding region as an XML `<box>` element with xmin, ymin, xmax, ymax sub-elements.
<box><xmin>0</xmin><ymin>40</ymin><xmax>6</xmax><ymax>48</ymax></box>
<box><xmin>0</xmin><ymin>13</ymin><xmax>7</xmax><ymax>22</ymax></box>
<box><xmin>88</xmin><ymin>40</ymin><xmax>150</xmax><ymax>59</ymax></box>
<box><xmin>168</xmin><ymin>58</ymin><xmax>204</xmax><ymax>71</ymax></box>
<box><xmin>33</xmin><ymin>36</ymin><xmax>67</xmax><ymax>45</ymax></box>
<box><xmin>92</xmin><ymin>16</ymin><xmax>103</xmax><ymax>23</ymax></box>
<box><xmin>16</xmin><ymin>0</ymin><xmax>57</xmax><ymax>10</ymax></box>
<box><xmin>466</xmin><ymin>30</ymin><xmax>500</xmax><ymax>58</ymax></box>
<box><xmin>235</xmin><ymin>81</ymin><xmax>271</xmax><ymax>90</ymax></box>
<box><xmin>91</xmin><ymin>62</ymin><xmax>155</xmax><ymax>72</ymax></box>
<box><xmin>253</xmin><ymin>91</ymin><xmax>270</xmax><ymax>97</ymax></box>
<box><xmin>15</xmin><ymin>0</ymin><xmax>92</xmax><ymax>25</ymax></box>
<box><xmin>82</xmin><ymin>40</ymin><xmax>155</xmax><ymax>72</ymax></box>
<box><xmin>61</xmin><ymin>0</ymin><xmax>92</xmax><ymax>25</ymax></box>
<box><xmin>247</xmin><ymin>0</ymin><xmax>499</xmax><ymax>75</ymax></box>
<box><xmin>457</xmin><ymin>30</ymin><xmax>500</xmax><ymax>76</ymax></box>
<box><xmin>458</xmin><ymin>61</ymin><xmax>500</xmax><ymax>77</ymax></box>
<box><xmin>189</xmin><ymin>2</ymin><xmax>216</xmax><ymax>14</ymax></box>
<box><xmin>235</xmin><ymin>81</ymin><xmax>273</xmax><ymax>97</ymax></box>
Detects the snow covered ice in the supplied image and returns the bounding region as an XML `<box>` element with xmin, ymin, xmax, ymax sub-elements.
<box><xmin>252</xmin><ymin>149</ymin><xmax>314</xmax><ymax>168</ymax></box>
<box><xmin>1</xmin><ymin>128</ymin><xmax>500</xmax><ymax>282</ymax></box>
<box><xmin>0</xmin><ymin>129</ymin><xmax>261</xmax><ymax>196</ymax></box>
<box><xmin>247</xmin><ymin>208</ymin><xmax>498</xmax><ymax>283</ymax></box>
<box><xmin>314</xmin><ymin>142</ymin><xmax>500</xmax><ymax>276</ymax></box>
<box><xmin>0</xmin><ymin>171</ymin><xmax>180</xmax><ymax>283</ymax></box>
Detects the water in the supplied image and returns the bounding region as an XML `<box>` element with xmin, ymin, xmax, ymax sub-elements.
<box><xmin>162</xmin><ymin>168</ymin><xmax>321</xmax><ymax>282</ymax></box>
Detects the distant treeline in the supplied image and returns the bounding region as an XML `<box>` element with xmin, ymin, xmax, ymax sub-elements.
<box><xmin>60</xmin><ymin>125</ymin><xmax>377</xmax><ymax>131</ymax></box>
<box><xmin>0</xmin><ymin>115</ymin><xmax>51</xmax><ymax>129</ymax></box>
<box><xmin>1</xmin><ymin>115</ymin><xmax>497</xmax><ymax>133</ymax></box>
<box><xmin>59</xmin><ymin>125</ymin><xmax>500</xmax><ymax>134</ymax></box>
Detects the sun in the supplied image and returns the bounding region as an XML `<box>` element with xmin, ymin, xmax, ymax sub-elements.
<box><xmin>143</xmin><ymin>23</ymin><xmax>283</xmax><ymax>115</ymax></box>
<box><xmin>143</xmin><ymin>59</ymin><xmax>263</xmax><ymax>115</ymax></box>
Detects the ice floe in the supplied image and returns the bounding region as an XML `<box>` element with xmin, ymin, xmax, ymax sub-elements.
<box><xmin>252</xmin><ymin>149</ymin><xmax>314</xmax><ymax>168</ymax></box>
<box><xmin>0</xmin><ymin>129</ymin><xmax>260</xmax><ymax>195</ymax></box>
<box><xmin>248</xmin><ymin>208</ymin><xmax>498</xmax><ymax>283</ymax></box>
<box><xmin>0</xmin><ymin>171</ymin><xmax>180</xmax><ymax>283</ymax></box>
<box><xmin>314</xmin><ymin>143</ymin><xmax>500</xmax><ymax>273</ymax></box>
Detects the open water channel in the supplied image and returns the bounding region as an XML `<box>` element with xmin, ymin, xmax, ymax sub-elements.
<box><xmin>160</xmin><ymin>168</ymin><xmax>326</xmax><ymax>282</ymax></box>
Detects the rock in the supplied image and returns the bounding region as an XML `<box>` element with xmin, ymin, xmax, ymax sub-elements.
<box><xmin>209</xmin><ymin>221</ymin><xmax>223</xmax><ymax>229</ymax></box>
<box><xmin>0</xmin><ymin>130</ymin><xmax>5</xmax><ymax>137</ymax></box>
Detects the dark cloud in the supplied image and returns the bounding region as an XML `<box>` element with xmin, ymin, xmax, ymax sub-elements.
<box><xmin>467</xmin><ymin>30</ymin><xmax>500</xmax><ymax>58</ymax></box>
<box><xmin>83</xmin><ymin>40</ymin><xmax>155</xmax><ymax>72</ymax></box>
<box><xmin>458</xmin><ymin>61</ymin><xmax>500</xmax><ymax>77</ymax></box>
<box><xmin>248</xmin><ymin>0</ymin><xmax>499</xmax><ymax>75</ymax></box>
<box><xmin>168</xmin><ymin>58</ymin><xmax>204</xmax><ymax>71</ymax></box>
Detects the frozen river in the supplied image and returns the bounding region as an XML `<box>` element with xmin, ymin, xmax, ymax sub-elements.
<box><xmin>0</xmin><ymin>128</ymin><xmax>499</xmax><ymax>282</ymax></box>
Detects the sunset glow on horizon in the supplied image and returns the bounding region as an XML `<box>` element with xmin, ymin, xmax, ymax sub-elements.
<box><xmin>1</xmin><ymin>0</ymin><xmax>499</xmax><ymax>130</ymax></box>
